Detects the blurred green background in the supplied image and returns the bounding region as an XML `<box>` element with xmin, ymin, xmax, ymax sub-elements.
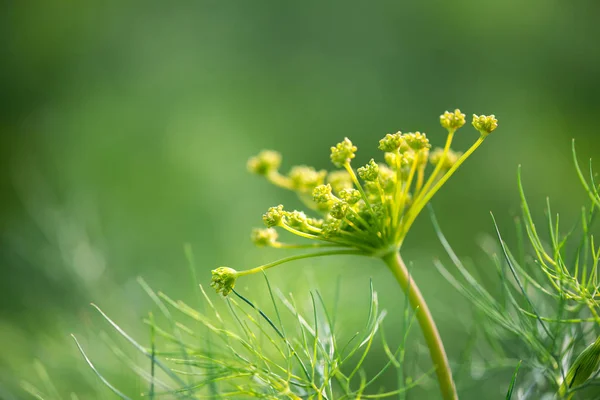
<box><xmin>1</xmin><ymin>1</ymin><xmax>599</xmax><ymax>398</ymax></box>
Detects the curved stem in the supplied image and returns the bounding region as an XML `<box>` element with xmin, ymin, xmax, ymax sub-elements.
<box><xmin>382</xmin><ymin>251</ymin><xmax>458</xmax><ymax>400</ymax></box>
<box><xmin>238</xmin><ymin>250</ymin><xmax>364</xmax><ymax>276</ymax></box>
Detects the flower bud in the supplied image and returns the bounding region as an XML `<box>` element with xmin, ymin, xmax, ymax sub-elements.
<box><xmin>251</xmin><ymin>228</ymin><xmax>278</xmax><ymax>247</ymax></box>
<box><xmin>357</xmin><ymin>159</ymin><xmax>380</xmax><ymax>182</ymax></box>
<box><xmin>472</xmin><ymin>114</ymin><xmax>498</xmax><ymax>136</ymax></box>
<box><xmin>263</xmin><ymin>205</ymin><xmax>285</xmax><ymax>228</ymax></box>
<box><xmin>313</xmin><ymin>184</ymin><xmax>333</xmax><ymax>204</ymax></box>
<box><xmin>378</xmin><ymin>132</ymin><xmax>403</xmax><ymax>152</ymax></box>
<box><xmin>339</xmin><ymin>188</ymin><xmax>361</xmax><ymax>205</ymax></box>
<box><xmin>402</xmin><ymin>132</ymin><xmax>431</xmax><ymax>151</ymax></box>
<box><xmin>330</xmin><ymin>201</ymin><xmax>349</xmax><ymax>219</ymax></box>
<box><xmin>210</xmin><ymin>267</ymin><xmax>238</xmax><ymax>296</ymax></box>
<box><xmin>247</xmin><ymin>150</ymin><xmax>282</xmax><ymax>175</ymax></box>
<box><xmin>439</xmin><ymin>109</ymin><xmax>466</xmax><ymax>132</ymax></box>
<box><xmin>286</xmin><ymin>210</ymin><xmax>308</xmax><ymax>228</ymax></box>
<box><xmin>321</xmin><ymin>219</ymin><xmax>341</xmax><ymax>237</ymax></box>
<box><xmin>330</xmin><ymin>138</ymin><xmax>357</xmax><ymax>167</ymax></box>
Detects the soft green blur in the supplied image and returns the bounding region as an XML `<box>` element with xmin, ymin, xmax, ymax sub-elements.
<box><xmin>1</xmin><ymin>1</ymin><xmax>599</xmax><ymax>398</ymax></box>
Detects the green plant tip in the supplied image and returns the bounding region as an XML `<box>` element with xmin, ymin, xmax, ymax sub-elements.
<box><xmin>560</xmin><ymin>337</ymin><xmax>600</xmax><ymax>395</ymax></box>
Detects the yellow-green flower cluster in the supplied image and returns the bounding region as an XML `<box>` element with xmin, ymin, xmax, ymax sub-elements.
<box><xmin>248</xmin><ymin>110</ymin><xmax>498</xmax><ymax>251</ymax></box>
<box><xmin>211</xmin><ymin>266</ymin><xmax>239</xmax><ymax>296</ymax></box>
<box><xmin>212</xmin><ymin>110</ymin><xmax>498</xmax><ymax>295</ymax></box>
<box><xmin>440</xmin><ymin>109</ymin><xmax>466</xmax><ymax>133</ymax></box>
<box><xmin>472</xmin><ymin>114</ymin><xmax>498</xmax><ymax>136</ymax></box>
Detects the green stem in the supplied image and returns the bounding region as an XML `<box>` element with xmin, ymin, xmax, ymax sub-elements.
<box><xmin>393</xmin><ymin>154</ymin><xmax>419</xmax><ymax>242</ymax></box>
<box><xmin>399</xmin><ymin>136</ymin><xmax>485</xmax><ymax>245</ymax></box>
<box><xmin>382</xmin><ymin>251</ymin><xmax>458</xmax><ymax>400</ymax></box>
<box><xmin>238</xmin><ymin>250</ymin><xmax>363</xmax><ymax>276</ymax></box>
<box><xmin>272</xmin><ymin>242</ymin><xmax>343</xmax><ymax>249</ymax></box>
<box><xmin>416</xmin><ymin>131</ymin><xmax>454</xmax><ymax>200</ymax></box>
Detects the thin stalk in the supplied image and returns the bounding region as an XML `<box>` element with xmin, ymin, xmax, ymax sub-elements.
<box><xmin>267</xmin><ymin>171</ymin><xmax>295</xmax><ymax>190</ymax></box>
<box><xmin>416</xmin><ymin>132</ymin><xmax>454</xmax><ymax>200</ymax></box>
<box><xmin>399</xmin><ymin>136</ymin><xmax>486</xmax><ymax>244</ymax></box>
<box><xmin>382</xmin><ymin>251</ymin><xmax>457</xmax><ymax>400</ymax></box>
<box><xmin>238</xmin><ymin>250</ymin><xmax>364</xmax><ymax>276</ymax></box>
<box><xmin>393</xmin><ymin>155</ymin><xmax>419</xmax><ymax>242</ymax></box>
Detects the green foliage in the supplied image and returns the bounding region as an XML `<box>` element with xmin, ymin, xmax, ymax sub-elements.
<box><xmin>34</xmin><ymin>277</ymin><xmax>426</xmax><ymax>399</ymax></box>
<box><xmin>433</xmin><ymin>142</ymin><xmax>600</xmax><ymax>399</ymax></box>
<box><xmin>505</xmin><ymin>361</ymin><xmax>522</xmax><ymax>400</ymax></box>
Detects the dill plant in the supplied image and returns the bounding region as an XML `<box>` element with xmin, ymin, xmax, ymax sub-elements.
<box><xmin>433</xmin><ymin>141</ymin><xmax>600</xmax><ymax>399</ymax></box>
<box><xmin>211</xmin><ymin>110</ymin><xmax>499</xmax><ymax>399</ymax></box>
<box><xmin>24</xmin><ymin>110</ymin><xmax>505</xmax><ymax>399</ymax></box>
<box><xmin>22</xmin><ymin>112</ymin><xmax>600</xmax><ymax>399</ymax></box>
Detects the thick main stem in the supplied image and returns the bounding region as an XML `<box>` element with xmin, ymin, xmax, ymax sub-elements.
<box><xmin>382</xmin><ymin>251</ymin><xmax>458</xmax><ymax>400</ymax></box>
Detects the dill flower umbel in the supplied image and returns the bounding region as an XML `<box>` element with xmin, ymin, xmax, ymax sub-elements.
<box><xmin>216</xmin><ymin>110</ymin><xmax>496</xmax><ymax>258</ymax></box>
<box><xmin>212</xmin><ymin>109</ymin><xmax>498</xmax><ymax>400</ymax></box>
